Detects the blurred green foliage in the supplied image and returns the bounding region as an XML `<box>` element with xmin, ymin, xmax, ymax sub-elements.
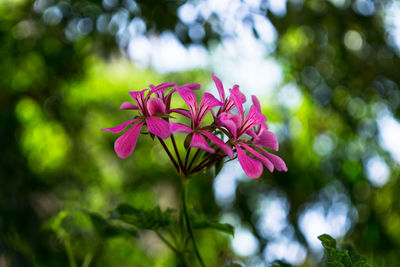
<box><xmin>1</xmin><ymin>0</ymin><xmax>400</xmax><ymax>266</ymax></box>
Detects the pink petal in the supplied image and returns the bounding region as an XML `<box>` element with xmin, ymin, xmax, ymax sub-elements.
<box><xmin>229</xmin><ymin>88</ymin><xmax>244</xmax><ymax>121</ymax></box>
<box><xmin>201</xmin><ymin>130</ymin><xmax>234</xmax><ymax>158</ymax></box>
<box><xmin>251</xmin><ymin>95</ymin><xmax>261</xmax><ymax>112</ymax></box>
<box><xmin>246</xmin><ymin>130</ymin><xmax>259</xmax><ymax>140</ymax></box>
<box><xmin>114</xmin><ymin>122</ymin><xmax>144</xmax><ymax>158</ymax></box>
<box><xmin>147</xmin><ymin>98</ymin><xmax>166</xmax><ymax>116</ymax></box>
<box><xmin>181</xmin><ymin>83</ymin><xmax>201</xmax><ymax>90</ymax></box>
<box><xmin>190</xmin><ymin>133</ymin><xmax>215</xmax><ymax>153</ymax></box>
<box><xmin>259</xmin><ymin>148</ymin><xmax>288</xmax><ymax>172</ymax></box>
<box><xmin>176</xmin><ymin>86</ymin><xmax>198</xmax><ymax>118</ymax></box>
<box><xmin>240</xmin><ymin>143</ymin><xmax>274</xmax><ymax>172</ymax></box>
<box><xmin>218</xmin><ymin>113</ymin><xmax>238</xmax><ymax>139</ymax></box>
<box><xmin>232</xmin><ymin>85</ymin><xmax>246</xmax><ymax>103</ymax></box>
<box><xmin>238</xmin><ymin>105</ymin><xmax>267</xmax><ymax>136</ymax></box>
<box><xmin>254</xmin><ymin>131</ymin><xmax>279</xmax><ymax>151</ymax></box>
<box><xmin>235</xmin><ymin>145</ymin><xmax>263</xmax><ymax>179</ymax></box>
<box><xmin>229</xmin><ymin>113</ymin><xmax>242</xmax><ymax>128</ymax></box>
<box><xmin>129</xmin><ymin>89</ymin><xmax>147</xmax><ymax>110</ymax></box>
<box><xmin>169</xmin><ymin>108</ymin><xmax>192</xmax><ymax>118</ymax></box>
<box><xmin>148</xmin><ymin>82</ymin><xmax>177</xmax><ymax>97</ymax></box>
<box><xmin>171</xmin><ymin>122</ymin><xmax>192</xmax><ymax>133</ymax></box>
<box><xmin>211</xmin><ymin>73</ymin><xmax>225</xmax><ymax>101</ymax></box>
<box><xmin>129</xmin><ymin>89</ymin><xmax>147</xmax><ymax>102</ymax></box>
<box><xmin>120</xmin><ymin>102</ymin><xmax>139</xmax><ymax>110</ymax></box>
<box><xmin>197</xmin><ymin>93</ymin><xmax>224</xmax><ymax>122</ymax></box>
<box><xmin>146</xmin><ymin>116</ymin><xmax>171</xmax><ymax>139</ymax></box>
<box><xmin>101</xmin><ymin>119</ymin><xmax>138</xmax><ymax>133</ymax></box>
<box><xmin>154</xmin><ymin>82</ymin><xmax>176</xmax><ymax>90</ymax></box>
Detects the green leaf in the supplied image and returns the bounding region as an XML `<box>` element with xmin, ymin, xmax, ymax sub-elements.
<box><xmin>42</xmin><ymin>211</ymin><xmax>69</xmax><ymax>241</ymax></box>
<box><xmin>184</xmin><ymin>133</ymin><xmax>193</xmax><ymax>149</ymax></box>
<box><xmin>190</xmin><ymin>214</ymin><xmax>234</xmax><ymax>236</ymax></box>
<box><xmin>319</xmin><ymin>234</ymin><xmax>337</xmax><ymax>249</ymax></box>
<box><xmin>214</xmin><ymin>157</ymin><xmax>224</xmax><ymax>176</ymax></box>
<box><xmin>87</xmin><ymin>212</ymin><xmax>137</xmax><ymax>238</ymax></box>
<box><xmin>112</xmin><ymin>203</ymin><xmax>173</xmax><ymax>230</ymax></box>
<box><xmin>271</xmin><ymin>260</ymin><xmax>293</xmax><ymax>267</ymax></box>
<box><xmin>318</xmin><ymin>234</ymin><xmax>373</xmax><ymax>267</ymax></box>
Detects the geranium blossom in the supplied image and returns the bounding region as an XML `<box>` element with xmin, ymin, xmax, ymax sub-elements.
<box><xmin>219</xmin><ymin>90</ymin><xmax>287</xmax><ymax>178</ymax></box>
<box><xmin>102</xmin><ymin>74</ymin><xmax>286</xmax><ymax>178</ymax></box>
<box><xmin>102</xmin><ymin>83</ymin><xmax>179</xmax><ymax>158</ymax></box>
<box><xmin>171</xmin><ymin>86</ymin><xmax>234</xmax><ymax>158</ymax></box>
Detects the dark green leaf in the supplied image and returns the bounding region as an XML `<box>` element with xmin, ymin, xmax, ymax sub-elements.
<box><xmin>87</xmin><ymin>212</ymin><xmax>137</xmax><ymax>238</ymax></box>
<box><xmin>270</xmin><ymin>260</ymin><xmax>293</xmax><ymax>267</ymax></box>
<box><xmin>318</xmin><ymin>234</ymin><xmax>373</xmax><ymax>267</ymax></box>
<box><xmin>319</xmin><ymin>234</ymin><xmax>337</xmax><ymax>249</ymax></box>
<box><xmin>184</xmin><ymin>133</ymin><xmax>193</xmax><ymax>149</ymax></box>
<box><xmin>214</xmin><ymin>157</ymin><xmax>224</xmax><ymax>176</ymax></box>
<box><xmin>112</xmin><ymin>203</ymin><xmax>173</xmax><ymax>230</ymax></box>
<box><xmin>190</xmin><ymin>214</ymin><xmax>234</xmax><ymax>236</ymax></box>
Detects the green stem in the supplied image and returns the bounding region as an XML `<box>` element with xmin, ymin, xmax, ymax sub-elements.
<box><xmin>65</xmin><ymin>238</ymin><xmax>77</xmax><ymax>267</ymax></box>
<box><xmin>81</xmin><ymin>253</ymin><xmax>93</xmax><ymax>267</ymax></box>
<box><xmin>187</xmin><ymin>149</ymin><xmax>201</xmax><ymax>171</ymax></box>
<box><xmin>167</xmin><ymin>227</ymin><xmax>178</xmax><ymax>248</ymax></box>
<box><xmin>181</xmin><ymin>179</ymin><xmax>206</xmax><ymax>267</ymax></box>
<box><xmin>157</xmin><ymin>137</ymin><xmax>180</xmax><ymax>172</ymax></box>
<box><xmin>190</xmin><ymin>154</ymin><xmax>226</xmax><ymax>174</ymax></box>
<box><xmin>171</xmin><ymin>134</ymin><xmax>184</xmax><ymax>173</ymax></box>
<box><xmin>184</xmin><ymin>147</ymin><xmax>191</xmax><ymax>172</ymax></box>
<box><xmin>189</xmin><ymin>153</ymin><xmax>213</xmax><ymax>173</ymax></box>
<box><xmin>156</xmin><ymin>230</ymin><xmax>179</xmax><ymax>253</ymax></box>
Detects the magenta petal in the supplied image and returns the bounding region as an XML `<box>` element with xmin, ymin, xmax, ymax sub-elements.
<box><xmin>171</xmin><ymin>122</ymin><xmax>192</xmax><ymax>133</ymax></box>
<box><xmin>218</xmin><ymin>113</ymin><xmax>238</xmax><ymax>139</ymax></box>
<box><xmin>251</xmin><ymin>95</ymin><xmax>261</xmax><ymax>112</ymax></box>
<box><xmin>169</xmin><ymin>108</ymin><xmax>192</xmax><ymax>118</ymax></box>
<box><xmin>199</xmin><ymin>92</ymin><xmax>223</xmax><ymax>111</ymax></box>
<box><xmin>247</xmin><ymin>105</ymin><xmax>267</xmax><ymax>125</ymax></box>
<box><xmin>128</xmin><ymin>89</ymin><xmax>147</xmax><ymax>101</ymax></box>
<box><xmin>197</xmin><ymin>93</ymin><xmax>224</xmax><ymax>122</ymax></box>
<box><xmin>259</xmin><ymin>148</ymin><xmax>288</xmax><ymax>171</ymax></box>
<box><xmin>148</xmin><ymin>82</ymin><xmax>177</xmax><ymax>97</ymax></box>
<box><xmin>114</xmin><ymin>122</ymin><xmax>144</xmax><ymax>158</ymax></box>
<box><xmin>246</xmin><ymin>130</ymin><xmax>259</xmax><ymax>140</ymax></box>
<box><xmin>254</xmin><ymin>131</ymin><xmax>279</xmax><ymax>151</ymax></box>
<box><xmin>229</xmin><ymin>113</ymin><xmax>242</xmax><ymax>128</ymax></box>
<box><xmin>211</xmin><ymin>73</ymin><xmax>225</xmax><ymax>101</ymax></box>
<box><xmin>146</xmin><ymin>116</ymin><xmax>171</xmax><ymax>139</ymax></box>
<box><xmin>229</xmin><ymin>88</ymin><xmax>244</xmax><ymax>121</ymax></box>
<box><xmin>181</xmin><ymin>83</ymin><xmax>201</xmax><ymax>90</ymax></box>
<box><xmin>240</xmin><ymin>143</ymin><xmax>274</xmax><ymax>172</ymax></box>
<box><xmin>236</xmin><ymin>145</ymin><xmax>263</xmax><ymax>178</ymax></box>
<box><xmin>120</xmin><ymin>102</ymin><xmax>139</xmax><ymax>110</ymax></box>
<box><xmin>101</xmin><ymin>119</ymin><xmax>137</xmax><ymax>133</ymax></box>
<box><xmin>129</xmin><ymin>89</ymin><xmax>147</xmax><ymax>110</ymax></box>
<box><xmin>220</xmin><ymin>118</ymin><xmax>238</xmax><ymax>139</ymax></box>
<box><xmin>239</xmin><ymin>105</ymin><xmax>267</xmax><ymax>136</ymax></box>
<box><xmin>231</xmin><ymin>85</ymin><xmax>246</xmax><ymax>103</ymax></box>
<box><xmin>147</xmin><ymin>98</ymin><xmax>166</xmax><ymax>116</ymax></box>
<box><xmin>201</xmin><ymin>130</ymin><xmax>234</xmax><ymax>158</ymax></box>
<box><xmin>154</xmin><ymin>82</ymin><xmax>176</xmax><ymax>90</ymax></box>
<box><xmin>190</xmin><ymin>133</ymin><xmax>215</xmax><ymax>153</ymax></box>
<box><xmin>176</xmin><ymin>86</ymin><xmax>198</xmax><ymax>117</ymax></box>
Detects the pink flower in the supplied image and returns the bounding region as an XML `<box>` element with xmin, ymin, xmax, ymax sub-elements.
<box><xmin>219</xmin><ymin>92</ymin><xmax>287</xmax><ymax>178</ymax></box>
<box><xmin>171</xmin><ymin>86</ymin><xmax>234</xmax><ymax>158</ymax></box>
<box><xmin>211</xmin><ymin>73</ymin><xmax>246</xmax><ymax>117</ymax></box>
<box><xmin>102</xmin><ymin>83</ymin><xmax>176</xmax><ymax>158</ymax></box>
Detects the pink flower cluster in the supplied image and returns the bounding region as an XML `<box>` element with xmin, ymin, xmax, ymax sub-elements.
<box><xmin>102</xmin><ymin>74</ymin><xmax>287</xmax><ymax>178</ymax></box>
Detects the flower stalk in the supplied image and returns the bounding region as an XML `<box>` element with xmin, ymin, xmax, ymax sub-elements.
<box><xmin>180</xmin><ymin>177</ymin><xmax>205</xmax><ymax>267</ymax></box>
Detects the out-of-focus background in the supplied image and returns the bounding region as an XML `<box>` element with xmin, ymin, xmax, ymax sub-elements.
<box><xmin>1</xmin><ymin>0</ymin><xmax>400</xmax><ymax>266</ymax></box>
